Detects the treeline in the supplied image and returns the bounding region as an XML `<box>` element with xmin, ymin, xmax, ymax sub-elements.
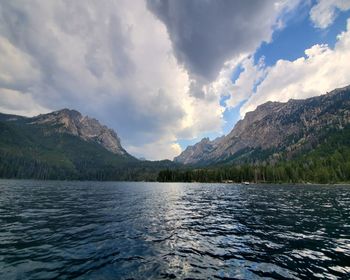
<box><xmin>157</xmin><ymin>159</ymin><xmax>350</xmax><ymax>184</ymax></box>
<box><xmin>0</xmin><ymin>150</ymin><xmax>177</xmax><ymax>181</ymax></box>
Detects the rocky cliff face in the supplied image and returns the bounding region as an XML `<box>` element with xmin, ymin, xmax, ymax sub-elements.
<box><xmin>32</xmin><ymin>109</ymin><xmax>128</xmax><ymax>155</ymax></box>
<box><xmin>175</xmin><ymin>85</ymin><xmax>350</xmax><ymax>165</ymax></box>
<box><xmin>174</xmin><ymin>137</ymin><xmax>223</xmax><ymax>165</ymax></box>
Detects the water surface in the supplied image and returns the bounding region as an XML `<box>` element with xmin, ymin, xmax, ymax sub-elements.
<box><xmin>0</xmin><ymin>180</ymin><xmax>350</xmax><ymax>279</ymax></box>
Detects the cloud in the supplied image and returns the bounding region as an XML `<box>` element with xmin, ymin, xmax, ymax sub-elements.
<box><xmin>0</xmin><ymin>88</ymin><xmax>50</xmax><ymax>116</ymax></box>
<box><xmin>0</xmin><ymin>36</ymin><xmax>41</xmax><ymax>92</ymax></box>
<box><xmin>126</xmin><ymin>139</ymin><xmax>182</xmax><ymax>160</ymax></box>
<box><xmin>147</xmin><ymin>0</ymin><xmax>298</xmax><ymax>82</ymax></box>
<box><xmin>225</xmin><ymin>56</ymin><xmax>267</xmax><ymax>108</ymax></box>
<box><xmin>310</xmin><ymin>0</ymin><xmax>350</xmax><ymax>28</ymax></box>
<box><xmin>240</xmin><ymin>18</ymin><xmax>350</xmax><ymax>117</ymax></box>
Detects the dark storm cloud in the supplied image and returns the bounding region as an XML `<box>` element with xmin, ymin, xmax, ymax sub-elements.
<box><xmin>147</xmin><ymin>0</ymin><xmax>282</xmax><ymax>82</ymax></box>
<box><xmin>0</xmin><ymin>1</ymin><xmax>134</xmax><ymax>104</ymax></box>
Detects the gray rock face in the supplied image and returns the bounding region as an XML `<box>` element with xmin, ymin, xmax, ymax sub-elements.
<box><xmin>32</xmin><ymin>109</ymin><xmax>127</xmax><ymax>155</ymax></box>
<box><xmin>174</xmin><ymin>137</ymin><xmax>222</xmax><ymax>165</ymax></box>
<box><xmin>174</xmin><ymin>85</ymin><xmax>350</xmax><ymax>165</ymax></box>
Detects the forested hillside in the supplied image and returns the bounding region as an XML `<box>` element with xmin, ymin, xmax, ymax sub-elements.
<box><xmin>159</xmin><ymin>125</ymin><xmax>350</xmax><ymax>184</ymax></box>
<box><xmin>0</xmin><ymin>112</ymin><xmax>176</xmax><ymax>181</ymax></box>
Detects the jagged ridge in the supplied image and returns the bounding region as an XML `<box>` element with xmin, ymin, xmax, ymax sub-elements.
<box><xmin>31</xmin><ymin>109</ymin><xmax>127</xmax><ymax>155</ymax></box>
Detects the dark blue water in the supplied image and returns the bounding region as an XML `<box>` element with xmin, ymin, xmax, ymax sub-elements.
<box><xmin>0</xmin><ymin>180</ymin><xmax>350</xmax><ymax>279</ymax></box>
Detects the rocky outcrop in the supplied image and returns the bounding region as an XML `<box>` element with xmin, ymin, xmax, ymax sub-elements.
<box><xmin>175</xmin><ymin>85</ymin><xmax>350</xmax><ymax>165</ymax></box>
<box><xmin>174</xmin><ymin>136</ymin><xmax>223</xmax><ymax>165</ymax></box>
<box><xmin>32</xmin><ymin>109</ymin><xmax>128</xmax><ymax>155</ymax></box>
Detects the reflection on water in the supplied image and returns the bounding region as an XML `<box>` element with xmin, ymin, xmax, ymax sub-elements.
<box><xmin>0</xmin><ymin>180</ymin><xmax>349</xmax><ymax>279</ymax></box>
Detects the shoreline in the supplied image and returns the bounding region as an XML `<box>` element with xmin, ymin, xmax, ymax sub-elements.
<box><xmin>1</xmin><ymin>178</ymin><xmax>350</xmax><ymax>186</ymax></box>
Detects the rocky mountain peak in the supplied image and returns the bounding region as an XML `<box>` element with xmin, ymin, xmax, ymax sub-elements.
<box><xmin>54</xmin><ymin>108</ymin><xmax>82</xmax><ymax>120</ymax></box>
<box><xmin>32</xmin><ymin>109</ymin><xmax>127</xmax><ymax>155</ymax></box>
<box><xmin>174</xmin><ymin>136</ymin><xmax>223</xmax><ymax>164</ymax></box>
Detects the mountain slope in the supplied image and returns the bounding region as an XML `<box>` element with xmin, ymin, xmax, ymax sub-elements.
<box><xmin>159</xmin><ymin>124</ymin><xmax>350</xmax><ymax>184</ymax></box>
<box><xmin>31</xmin><ymin>109</ymin><xmax>128</xmax><ymax>155</ymax></box>
<box><xmin>0</xmin><ymin>109</ymin><xmax>139</xmax><ymax>180</ymax></box>
<box><xmin>175</xmin><ymin>85</ymin><xmax>350</xmax><ymax>165</ymax></box>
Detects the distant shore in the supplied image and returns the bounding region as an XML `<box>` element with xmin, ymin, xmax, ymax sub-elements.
<box><xmin>1</xmin><ymin>177</ymin><xmax>349</xmax><ymax>186</ymax></box>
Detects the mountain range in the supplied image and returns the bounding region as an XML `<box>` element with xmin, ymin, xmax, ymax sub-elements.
<box><xmin>1</xmin><ymin>85</ymin><xmax>350</xmax><ymax>182</ymax></box>
<box><xmin>175</xmin><ymin>85</ymin><xmax>350</xmax><ymax>166</ymax></box>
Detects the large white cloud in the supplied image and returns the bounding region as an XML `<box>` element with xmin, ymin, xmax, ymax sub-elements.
<box><xmin>225</xmin><ymin>56</ymin><xmax>267</xmax><ymax>109</ymax></box>
<box><xmin>0</xmin><ymin>88</ymin><xmax>49</xmax><ymax>117</ymax></box>
<box><xmin>310</xmin><ymin>0</ymin><xmax>350</xmax><ymax>28</ymax></box>
<box><xmin>240</xmin><ymin>18</ymin><xmax>350</xmax><ymax>117</ymax></box>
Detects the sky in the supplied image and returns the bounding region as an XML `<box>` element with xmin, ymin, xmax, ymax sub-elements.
<box><xmin>1</xmin><ymin>0</ymin><xmax>350</xmax><ymax>160</ymax></box>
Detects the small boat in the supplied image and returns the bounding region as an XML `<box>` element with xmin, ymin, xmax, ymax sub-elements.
<box><xmin>243</xmin><ymin>181</ymin><xmax>250</xmax><ymax>185</ymax></box>
<box><xmin>222</xmin><ymin>180</ymin><xmax>234</xmax><ymax>183</ymax></box>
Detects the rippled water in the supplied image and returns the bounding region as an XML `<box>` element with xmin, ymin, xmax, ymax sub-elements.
<box><xmin>1</xmin><ymin>180</ymin><xmax>350</xmax><ymax>279</ymax></box>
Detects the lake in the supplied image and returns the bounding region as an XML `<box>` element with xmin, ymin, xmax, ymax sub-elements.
<box><xmin>0</xmin><ymin>180</ymin><xmax>349</xmax><ymax>279</ymax></box>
